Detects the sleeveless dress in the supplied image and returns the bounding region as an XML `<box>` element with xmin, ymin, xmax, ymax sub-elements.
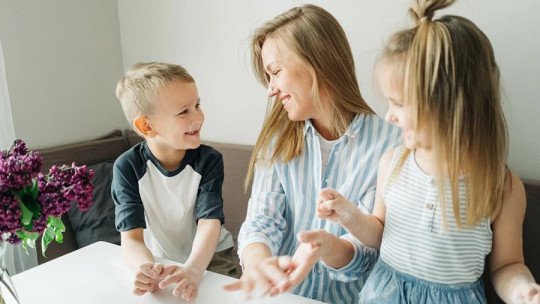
<box><xmin>358</xmin><ymin>147</ymin><xmax>492</xmax><ymax>303</ymax></box>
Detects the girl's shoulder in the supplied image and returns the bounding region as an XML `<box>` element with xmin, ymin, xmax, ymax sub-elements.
<box><xmin>492</xmin><ymin>171</ymin><xmax>526</xmax><ymax>222</ymax></box>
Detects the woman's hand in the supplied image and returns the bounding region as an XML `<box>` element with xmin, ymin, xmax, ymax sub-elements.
<box><xmin>223</xmin><ymin>255</ymin><xmax>293</xmax><ymax>298</ymax></box>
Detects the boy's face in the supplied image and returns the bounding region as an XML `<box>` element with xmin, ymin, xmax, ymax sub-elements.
<box><xmin>147</xmin><ymin>80</ymin><xmax>204</xmax><ymax>153</ymax></box>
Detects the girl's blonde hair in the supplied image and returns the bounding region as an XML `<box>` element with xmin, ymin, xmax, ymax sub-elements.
<box><xmin>246</xmin><ymin>4</ymin><xmax>374</xmax><ymax>189</ymax></box>
<box><xmin>115</xmin><ymin>62</ymin><xmax>194</xmax><ymax>124</ymax></box>
<box><xmin>381</xmin><ymin>0</ymin><xmax>508</xmax><ymax>226</ymax></box>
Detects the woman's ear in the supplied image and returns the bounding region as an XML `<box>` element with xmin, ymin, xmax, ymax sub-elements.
<box><xmin>133</xmin><ymin>115</ymin><xmax>156</xmax><ymax>137</ymax></box>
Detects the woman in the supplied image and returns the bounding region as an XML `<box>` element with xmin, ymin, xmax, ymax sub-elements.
<box><xmin>224</xmin><ymin>4</ymin><xmax>400</xmax><ymax>303</ymax></box>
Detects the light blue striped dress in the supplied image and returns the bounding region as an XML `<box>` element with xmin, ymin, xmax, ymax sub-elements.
<box><xmin>358</xmin><ymin>147</ymin><xmax>492</xmax><ymax>303</ymax></box>
<box><xmin>238</xmin><ymin>113</ymin><xmax>401</xmax><ymax>303</ymax></box>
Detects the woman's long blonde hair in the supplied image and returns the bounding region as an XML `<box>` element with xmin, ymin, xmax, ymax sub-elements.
<box><xmin>245</xmin><ymin>4</ymin><xmax>374</xmax><ymax>189</ymax></box>
<box><xmin>381</xmin><ymin>0</ymin><xmax>508</xmax><ymax>226</ymax></box>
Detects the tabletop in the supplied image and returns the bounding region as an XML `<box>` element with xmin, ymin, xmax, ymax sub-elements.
<box><xmin>12</xmin><ymin>241</ymin><xmax>324</xmax><ymax>304</ymax></box>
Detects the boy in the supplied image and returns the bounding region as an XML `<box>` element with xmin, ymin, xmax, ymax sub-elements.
<box><xmin>113</xmin><ymin>62</ymin><xmax>237</xmax><ymax>302</ymax></box>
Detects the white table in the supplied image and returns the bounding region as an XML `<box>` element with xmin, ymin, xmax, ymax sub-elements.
<box><xmin>13</xmin><ymin>242</ymin><xmax>324</xmax><ymax>303</ymax></box>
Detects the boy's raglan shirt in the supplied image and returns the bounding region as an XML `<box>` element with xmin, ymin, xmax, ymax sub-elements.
<box><xmin>112</xmin><ymin>142</ymin><xmax>233</xmax><ymax>263</ymax></box>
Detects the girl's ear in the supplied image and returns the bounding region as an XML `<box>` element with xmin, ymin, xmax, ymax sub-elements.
<box><xmin>133</xmin><ymin>115</ymin><xmax>156</xmax><ymax>137</ymax></box>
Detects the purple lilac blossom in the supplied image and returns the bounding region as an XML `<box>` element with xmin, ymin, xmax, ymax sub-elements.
<box><xmin>0</xmin><ymin>140</ymin><xmax>42</xmax><ymax>193</ymax></box>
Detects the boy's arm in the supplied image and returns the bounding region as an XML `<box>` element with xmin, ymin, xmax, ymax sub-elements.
<box><xmin>184</xmin><ymin>218</ymin><xmax>221</xmax><ymax>275</ymax></box>
<box><xmin>121</xmin><ymin>228</ymin><xmax>154</xmax><ymax>270</ymax></box>
<box><xmin>157</xmin><ymin>219</ymin><xmax>221</xmax><ymax>301</ymax></box>
<box><xmin>490</xmin><ymin>172</ymin><xmax>540</xmax><ymax>303</ymax></box>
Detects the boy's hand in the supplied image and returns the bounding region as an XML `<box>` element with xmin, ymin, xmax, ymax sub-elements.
<box><xmin>133</xmin><ymin>262</ymin><xmax>165</xmax><ymax>295</ymax></box>
<box><xmin>512</xmin><ymin>282</ymin><xmax>540</xmax><ymax>304</ymax></box>
<box><xmin>159</xmin><ymin>265</ymin><xmax>204</xmax><ymax>302</ymax></box>
<box><xmin>317</xmin><ymin>188</ymin><xmax>356</xmax><ymax>225</ymax></box>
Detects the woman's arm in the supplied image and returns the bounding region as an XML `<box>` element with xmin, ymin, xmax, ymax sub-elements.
<box><xmin>490</xmin><ymin>172</ymin><xmax>540</xmax><ymax>303</ymax></box>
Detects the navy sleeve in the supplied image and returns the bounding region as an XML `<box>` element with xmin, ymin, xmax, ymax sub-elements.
<box><xmin>194</xmin><ymin>147</ymin><xmax>225</xmax><ymax>224</ymax></box>
<box><xmin>112</xmin><ymin>153</ymin><xmax>146</xmax><ymax>231</ymax></box>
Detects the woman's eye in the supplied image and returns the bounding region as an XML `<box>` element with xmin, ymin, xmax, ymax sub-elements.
<box><xmin>178</xmin><ymin>110</ymin><xmax>188</xmax><ymax>116</ymax></box>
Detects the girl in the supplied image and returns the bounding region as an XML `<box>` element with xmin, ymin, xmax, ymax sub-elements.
<box><xmin>223</xmin><ymin>4</ymin><xmax>400</xmax><ymax>303</ymax></box>
<box><xmin>305</xmin><ymin>0</ymin><xmax>540</xmax><ymax>303</ymax></box>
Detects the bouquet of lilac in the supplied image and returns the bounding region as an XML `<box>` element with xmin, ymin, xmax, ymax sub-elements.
<box><xmin>0</xmin><ymin>139</ymin><xmax>94</xmax><ymax>256</ymax></box>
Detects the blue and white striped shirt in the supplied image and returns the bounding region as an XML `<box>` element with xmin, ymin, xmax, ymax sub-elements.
<box><xmin>238</xmin><ymin>113</ymin><xmax>401</xmax><ymax>303</ymax></box>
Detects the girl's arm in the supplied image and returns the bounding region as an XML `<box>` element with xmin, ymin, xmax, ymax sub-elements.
<box><xmin>490</xmin><ymin>172</ymin><xmax>540</xmax><ymax>303</ymax></box>
<box><xmin>317</xmin><ymin>149</ymin><xmax>394</xmax><ymax>249</ymax></box>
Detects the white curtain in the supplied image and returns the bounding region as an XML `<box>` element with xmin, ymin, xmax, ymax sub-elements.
<box><xmin>0</xmin><ymin>40</ymin><xmax>38</xmax><ymax>274</ymax></box>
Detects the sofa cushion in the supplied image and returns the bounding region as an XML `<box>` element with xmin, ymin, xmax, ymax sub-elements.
<box><xmin>67</xmin><ymin>161</ymin><xmax>120</xmax><ymax>248</ymax></box>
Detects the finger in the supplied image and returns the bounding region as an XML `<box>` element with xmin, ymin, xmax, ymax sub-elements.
<box><xmin>297</xmin><ymin>230</ymin><xmax>324</xmax><ymax>246</ymax></box>
<box><xmin>152</xmin><ymin>263</ymin><xmax>164</xmax><ymax>275</ymax></box>
<box><xmin>182</xmin><ymin>283</ymin><xmax>195</xmax><ymax>301</ymax></box>
<box><xmin>223</xmin><ymin>280</ymin><xmax>242</xmax><ymax>291</ymax></box>
<box><xmin>140</xmin><ymin>263</ymin><xmax>156</xmax><ymax>279</ymax></box>
<box><xmin>319</xmin><ymin>188</ymin><xmax>338</xmax><ymax>200</ymax></box>
<box><xmin>173</xmin><ymin>279</ymin><xmax>190</xmax><ymax>297</ymax></box>
<box><xmin>133</xmin><ymin>287</ymin><xmax>146</xmax><ymax>296</ymax></box>
<box><xmin>134</xmin><ymin>280</ymin><xmax>154</xmax><ymax>291</ymax></box>
<box><xmin>259</xmin><ymin>257</ymin><xmax>288</xmax><ymax>287</ymax></box>
<box><xmin>135</xmin><ymin>271</ymin><xmax>154</xmax><ymax>284</ymax></box>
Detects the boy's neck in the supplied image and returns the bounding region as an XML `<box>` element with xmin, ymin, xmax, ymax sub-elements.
<box><xmin>146</xmin><ymin>140</ymin><xmax>186</xmax><ymax>171</ymax></box>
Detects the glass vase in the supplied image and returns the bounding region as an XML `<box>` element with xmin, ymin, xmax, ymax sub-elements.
<box><xmin>0</xmin><ymin>241</ymin><xmax>20</xmax><ymax>304</ymax></box>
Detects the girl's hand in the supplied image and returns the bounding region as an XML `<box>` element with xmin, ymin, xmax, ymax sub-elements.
<box><xmin>512</xmin><ymin>282</ymin><xmax>540</xmax><ymax>304</ymax></box>
<box><xmin>158</xmin><ymin>264</ymin><xmax>204</xmax><ymax>302</ymax></box>
<box><xmin>223</xmin><ymin>255</ymin><xmax>292</xmax><ymax>298</ymax></box>
<box><xmin>317</xmin><ymin>188</ymin><xmax>356</xmax><ymax>225</ymax></box>
<box><xmin>133</xmin><ymin>262</ymin><xmax>165</xmax><ymax>295</ymax></box>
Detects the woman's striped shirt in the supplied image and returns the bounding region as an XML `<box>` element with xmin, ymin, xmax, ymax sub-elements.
<box><xmin>238</xmin><ymin>113</ymin><xmax>401</xmax><ymax>303</ymax></box>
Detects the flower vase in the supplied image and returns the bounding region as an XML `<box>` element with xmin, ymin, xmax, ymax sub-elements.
<box><xmin>0</xmin><ymin>241</ymin><xmax>20</xmax><ymax>304</ymax></box>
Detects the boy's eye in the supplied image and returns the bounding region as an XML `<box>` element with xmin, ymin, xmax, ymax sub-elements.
<box><xmin>196</xmin><ymin>103</ymin><xmax>201</xmax><ymax>109</ymax></box>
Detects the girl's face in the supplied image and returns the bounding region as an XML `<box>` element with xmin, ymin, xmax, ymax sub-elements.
<box><xmin>379</xmin><ymin>65</ymin><xmax>431</xmax><ymax>150</ymax></box>
<box><xmin>261</xmin><ymin>38</ymin><xmax>321</xmax><ymax>122</ymax></box>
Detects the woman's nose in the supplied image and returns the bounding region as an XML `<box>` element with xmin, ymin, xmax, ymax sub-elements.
<box><xmin>267</xmin><ymin>85</ymin><xmax>278</xmax><ymax>97</ymax></box>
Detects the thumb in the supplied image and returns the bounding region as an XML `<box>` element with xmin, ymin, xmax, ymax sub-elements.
<box><xmin>297</xmin><ymin>230</ymin><xmax>324</xmax><ymax>245</ymax></box>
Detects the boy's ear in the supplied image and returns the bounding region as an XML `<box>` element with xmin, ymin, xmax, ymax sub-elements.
<box><xmin>133</xmin><ymin>115</ymin><xmax>156</xmax><ymax>137</ymax></box>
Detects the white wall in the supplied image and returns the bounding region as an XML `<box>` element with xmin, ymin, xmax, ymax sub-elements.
<box><xmin>0</xmin><ymin>0</ymin><xmax>128</xmax><ymax>149</ymax></box>
<box><xmin>118</xmin><ymin>0</ymin><xmax>540</xmax><ymax>180</ymax></box>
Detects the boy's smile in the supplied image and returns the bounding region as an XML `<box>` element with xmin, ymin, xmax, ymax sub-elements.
<box><xmin>146</xmin><ymin>80</ymin><xmax>204</xmax><ymax>170</ymax></box>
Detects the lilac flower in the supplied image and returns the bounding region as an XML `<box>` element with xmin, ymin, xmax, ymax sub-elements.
<box><xmin>0</xmin><ymin>139</ymin><xmax>94</xmax><ymax>250</ymax></box>
<box><xmin>0</xmin><ymin>140</ymin><xmax>42</xmax><ymax>193</ymax></box>
<box><xmin>0</xmin><ymin>193</ymin><xmax>22</xmax><ymax>235</ymax></box>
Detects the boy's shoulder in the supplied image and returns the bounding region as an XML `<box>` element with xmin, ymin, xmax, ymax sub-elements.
<box><xmin>113</xmin><ymin>141</ymin><xmax>148</xmax><ymax>176</ymax></box>
<box><xmin>187</xmin><ymin>144</ymin><xmax>223</xmax><ymax>173</ymax></box>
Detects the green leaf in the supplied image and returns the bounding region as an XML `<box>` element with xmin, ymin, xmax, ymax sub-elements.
<box><xmin>48</xmin><ymin>217</ymin><xmax>65</xmax><ymax>243</ymax></box>
<box><xmin>18</xmin><ymin>200</ymin><xmax>34</xmax><ymax>228</ymax></box>
<box><xmin>29</xmin><ymin>179</ymin><xmax>39</xmax><ymax>201</ymax></box>
<box><xmin>41</xmin><ymin>226</ymin><xmax>55</xmax><ymax>257</ymax></box>
<box><xmin>15</xmin><ymin>231</ymin><xmax>39</xmax><ymax>254</ymax></box>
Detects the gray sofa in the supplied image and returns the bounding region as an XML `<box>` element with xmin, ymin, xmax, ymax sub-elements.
<box><xmin>35</xmin><ymin>130</ymin><xmax>539</xmax><ymax>303</ymax></box>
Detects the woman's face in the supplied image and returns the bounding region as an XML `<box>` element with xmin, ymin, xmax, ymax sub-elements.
<box><xmin>261</xmin><ymin>38</ymin><xmax>320</xmax><ymax>122</ymax></box>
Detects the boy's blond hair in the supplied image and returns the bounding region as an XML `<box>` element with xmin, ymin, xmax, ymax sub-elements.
<box><xmin>115</xmin><ymin>62</ymin><xmax>194</xmax><ymax>124</ymax></box>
